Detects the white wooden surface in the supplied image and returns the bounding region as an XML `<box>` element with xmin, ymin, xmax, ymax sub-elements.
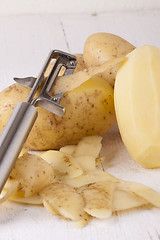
<box><xmin>0</xmin><ymin>10</ymin><xmax>160</xmax><ymax>240</ymax></box>
<box><xmin>0</xmin><ymin>0</ymin><xmax>160</xmax><ymax>15</ymax></box>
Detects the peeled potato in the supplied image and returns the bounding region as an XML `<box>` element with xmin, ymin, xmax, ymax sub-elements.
<box><xmin>114</xmin><ymin>45</ymin><xmax>160</xmax><ymax>168</ymax></box>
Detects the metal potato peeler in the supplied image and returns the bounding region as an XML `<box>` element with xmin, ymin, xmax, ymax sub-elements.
<box><xmin>0</xmin><ymin>50</ymin><xmax>77</xmax><ymax>193</ymax></box>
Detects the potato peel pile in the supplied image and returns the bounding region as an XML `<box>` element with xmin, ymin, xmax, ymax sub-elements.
<box><xmin>1</xmin><ymin>135</ymin><xmax>160</xmax><ymax>227</ymax></box>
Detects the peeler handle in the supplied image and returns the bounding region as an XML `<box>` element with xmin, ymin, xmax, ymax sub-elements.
<box><xmin>0</xmin><ymin>102</ymin><xmax>38</xmax><ymax>192</ymax></box>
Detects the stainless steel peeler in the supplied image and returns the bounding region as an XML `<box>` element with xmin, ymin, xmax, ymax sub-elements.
<box><xmin>0</xmin><ymin>50</ymin><xmax>77</xmax><ymax>193</ymax></box>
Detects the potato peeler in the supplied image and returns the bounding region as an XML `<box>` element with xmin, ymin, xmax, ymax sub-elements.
<box><xmin>0</xmin><ymin>50</ymin><xmax>77</xmax><ymax>193</ymax></box>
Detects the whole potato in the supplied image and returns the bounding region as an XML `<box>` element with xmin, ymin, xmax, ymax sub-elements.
<box><xmin>84</xmin><ymin>33</ymin><xmax>135</xmax><ymax>67</ymax></box>
<box><xmin>0</xmin><ymin>76</ymin><xmax>115</xmax><ymax>150</ymax></box>
<box><xmin>83</xmin><ymin>33</ymin><xmax>135</xmax><ymax>86</ymax></box>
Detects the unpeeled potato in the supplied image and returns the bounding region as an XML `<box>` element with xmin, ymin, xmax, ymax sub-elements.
<box><xmin>84</xmin><ymin>33</ymin><xmax>135</xmax><ymax>67</ymax></box>
<box><xmin>83</xmin><ymin>33</ymin><xmax>135</xmax><ymax>86</ymax></box>
<box><xmin>0</xmin><ymin>75</ymin><xmax>115</xmax><ymax>150</ymax></box>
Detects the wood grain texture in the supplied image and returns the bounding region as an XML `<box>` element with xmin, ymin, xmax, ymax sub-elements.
<box><xmin>0</xmin><ymin>10</ymin><xmax>160</xmax><ymax>240</ymax></box>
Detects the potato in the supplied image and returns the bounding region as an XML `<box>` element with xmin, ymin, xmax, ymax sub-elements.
<box><xmin>114</xmin><ymin>45</ymin><xmax>160</xmax><ymax>168</ymax></box>
<box><xmin>47</xmin><ymin>76</ymin><xmax>115</xmax><ymax>150</ymax></box>
<box><xmin>84</xmin><ymin>33</ymin><xmax>135</xmax><ymax>67</ymax></box>
<box><xmin>83</xmin><ymin>33</ymin><xmax>135</xmax><ymax>86</ymax></box>
<box><xmin>0</xmin><ymin>75</ymin><xmax>115</xmax><ymax>150</ymax></box>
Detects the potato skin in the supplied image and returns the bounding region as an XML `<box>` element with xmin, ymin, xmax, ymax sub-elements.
<box><xmin>73</xmin><ymin>54</ymin><xmax>86</xmax><ymax>73</ymax></box>
<box><xmin>0</xmin><ymin>76</ymin><xmax>115</xmax><ymax>150</ymax></box>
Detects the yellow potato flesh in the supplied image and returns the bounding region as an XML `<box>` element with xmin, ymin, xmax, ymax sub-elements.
<box><xmin>114</xmin><ymin>45</ymin><xmax>160</xmax><ymax>168</ymax></box>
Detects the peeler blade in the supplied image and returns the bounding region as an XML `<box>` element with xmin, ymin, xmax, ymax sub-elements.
<box><xmin>14</xmin><ymin>76</ymin><xmax>36</xmax><ymax>88</ymax></box>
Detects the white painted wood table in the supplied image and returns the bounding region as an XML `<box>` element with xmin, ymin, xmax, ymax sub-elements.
<box><xmin>0</xmin><ymin>10</ymin><xmax>160</xmax><ymax>240</ymax></box>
